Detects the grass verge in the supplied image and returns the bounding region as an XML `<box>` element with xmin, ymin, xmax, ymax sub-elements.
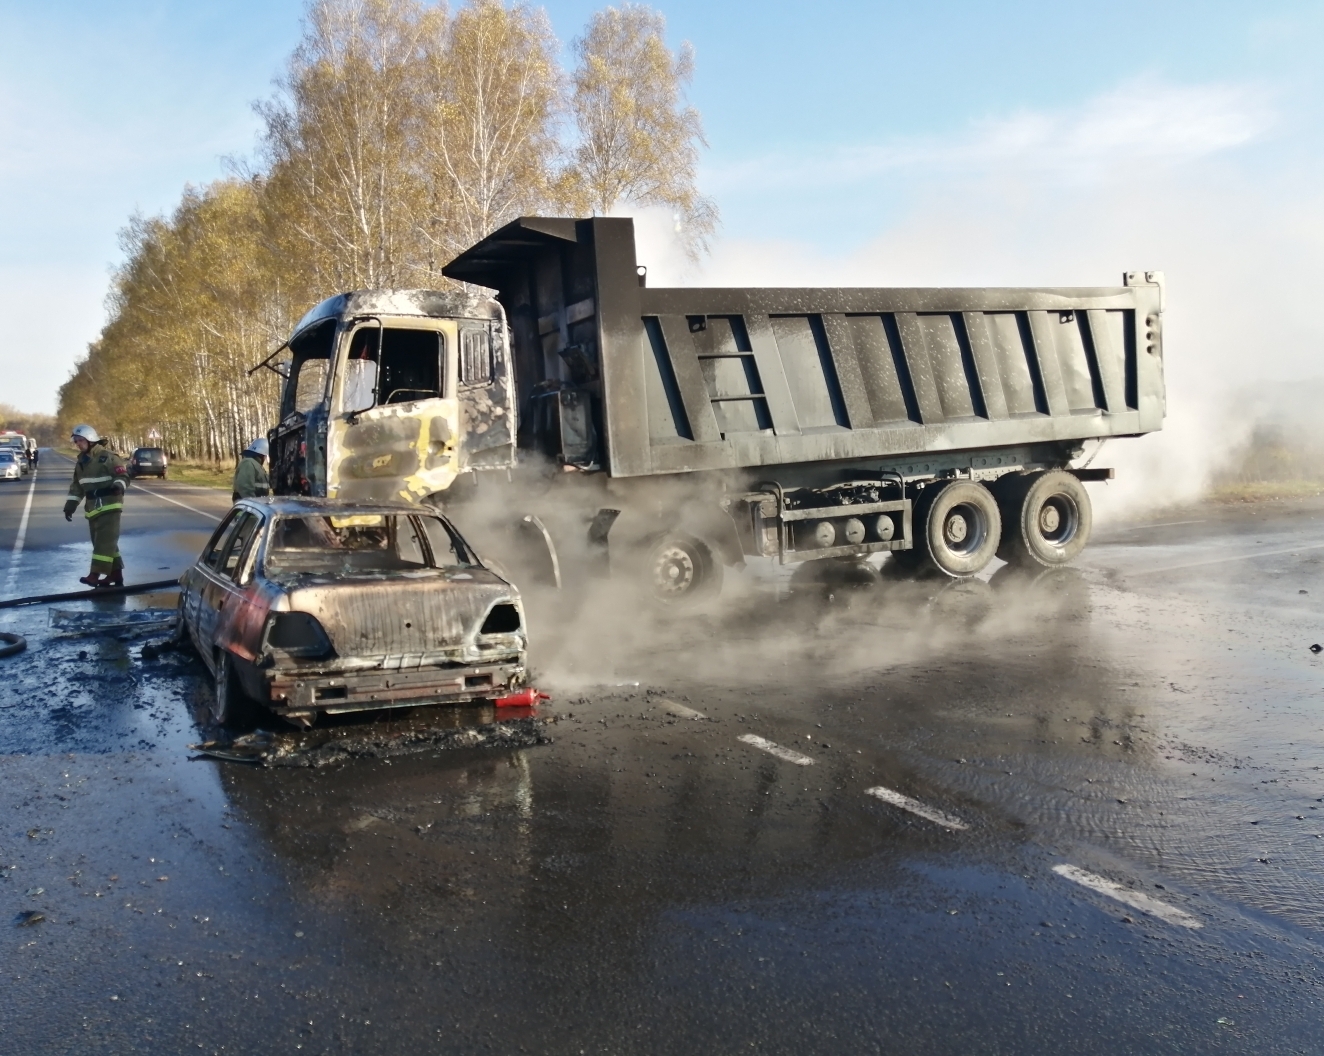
<box><xmin>1207</xmin><ymin>480</ymin><xmax>1324</xmax><ymax>503</ymax></box>
<box><xmin>153</xmin><ymin>460</ymin><xmax>232</xmax><ymax>490</ymax></box>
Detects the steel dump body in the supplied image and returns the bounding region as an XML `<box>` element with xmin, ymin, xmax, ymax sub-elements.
<box><xmin>442</xmin><ymin>217</ymin><xmax>1165</xmax><ymax>483</ymax></box>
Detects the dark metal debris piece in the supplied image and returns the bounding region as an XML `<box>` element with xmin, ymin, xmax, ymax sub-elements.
<box><xmin>190</xmin><ymin>717</ymin><xmax>552</xmax><ymax>768</ymax></box>
<box><xmin>13</xmin><ymin>910</ymin><xmax>45</xmax><ymax>927</ymax></box>
<box><xmin>139</xmin><ymin>636</ymin><xmax>181</xmax><ymax>661</ymax></box>
<box><xmin>1312</xmin><ymin>644</ymin><xmax>1323</xmax><ymax>654</ymax></box>
<box><xmin>50</xmin><ymin>608</ymin><xmax>177</xmax><ymax>641</ymax></box>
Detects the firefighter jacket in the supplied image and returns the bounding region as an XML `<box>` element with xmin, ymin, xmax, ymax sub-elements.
<box><xmin>65</xmin><ymin>443</ymin><xmax>129</xmax><ymax>518</ymax></box>
<box><xmin>232</xmin><ymin>455</ymin><xmax>271</xmax><ymax>501</ymax></box>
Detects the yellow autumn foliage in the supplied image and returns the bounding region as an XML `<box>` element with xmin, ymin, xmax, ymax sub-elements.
<box><xmin>58</xmin><ymin>0</ymin><xmax>713</xmax><ymax>461</ymax></box>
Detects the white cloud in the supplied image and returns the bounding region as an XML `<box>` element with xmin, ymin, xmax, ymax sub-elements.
<box><xmin>705</xmin><ymin>77</ymin><xmax>1275</xmax><ymax>194</ymax></box>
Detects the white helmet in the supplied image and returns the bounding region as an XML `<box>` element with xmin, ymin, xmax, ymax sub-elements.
<box><xmin>244</xmin><ymin>438</ymin><xmax>270</xmax><ymax>457</ymax></box>
<box><xmin>70</xmin><ymin>424</ymin><xmax>101</xmax><ymax>444</ymax></box>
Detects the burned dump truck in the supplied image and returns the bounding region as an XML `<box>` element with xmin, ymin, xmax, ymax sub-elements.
<box><xmin>260</xmin><ymin>216</ymin><xmax>1164</xmax><ymax>601</ymax></box>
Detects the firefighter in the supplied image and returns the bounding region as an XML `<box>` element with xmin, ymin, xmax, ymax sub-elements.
<box><xmin>232</xmin><ymin>438</ymin><xmax>271</xmax><ymax>502</ymax></box>
<box><xmin>63</xmin><ymin>425</ymin><xmax>129</xmax><ymax>588</ymax></box>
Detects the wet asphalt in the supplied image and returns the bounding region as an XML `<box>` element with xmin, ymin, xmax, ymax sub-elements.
<box><xmin>1</xmin><ymin>457</ymin><xmax>1323</xmax><ymax>1055</ymax></box>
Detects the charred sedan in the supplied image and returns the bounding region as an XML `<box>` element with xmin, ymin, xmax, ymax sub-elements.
<box><xmin>180</xmin><ymin>497</ymin><xmax>527</xmax><ymax>727</ymax></box>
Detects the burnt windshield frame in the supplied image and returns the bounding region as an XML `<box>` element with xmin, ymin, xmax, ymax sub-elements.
<box><xmin>281</xmin><ymin>318</ymin><xmax>337</xmax><ymax>419</ymax></box>
<box><xmin>261</xmin><ymin>513</ymin><xmax>446</xmax><ymax>576</ymax></box>
<box><xmin>339</xmin><ymin>323</ymin><xmax>446</xmax><ymax>413</ymax></box>
<box><xmin>418</xmin><ymin>513</ymin><xmax>478</xmax><ymax>567</ymax></box>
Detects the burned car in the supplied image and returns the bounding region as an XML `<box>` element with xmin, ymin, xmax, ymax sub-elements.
<box><xmin>179</xmin><ymin>497</ymin><xmax>527</xmax><ymax>727</ymax></box>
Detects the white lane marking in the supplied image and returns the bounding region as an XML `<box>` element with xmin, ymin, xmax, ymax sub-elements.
<box><xmin>1114</xmin><ymin>519</ymin><xmax>1206</xmax><ymax>532</ymax></box>
<box><xmin>133</xmin><ymin>485</ymin><xmax>224</xmax><ymax>523</ymax></box>
<box><xmin>739</xmin><ymin>734</ymin><xmax>814</xmax><ymax>766</ymax></box>
<box><xmin>865</xmin><ymin>786</ymin><xmax>969</xmax><ymax>831</ymax></box>
<box><xmin>658</xmin><ymin>698</ymin><xmax>706</xmax><ymax>720</ymax></box>
<box><xmin>3</xmin><ymin>471</ymin><xmax>37</xmax><ymax>595</ymax></box>
<box><xmin>1052</xmin><ymin>864</ymin><xmax>1202</xmax><ymax>928</ymax></box>
<box><xmin>1140</xmin><ymin>541</ymin><xmax>1324</xmax><ymax>575</ymax></box>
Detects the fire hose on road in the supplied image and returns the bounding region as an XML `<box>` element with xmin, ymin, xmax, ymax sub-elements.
<box><xmin>0</xmin><ymin>578</ymin><xmax>180</xmax><ymax>611</ymax></box>
<box><xmin>0</xmin><ymin>579</ymin><xmax>182</xmax><ymax>657</ymax></box>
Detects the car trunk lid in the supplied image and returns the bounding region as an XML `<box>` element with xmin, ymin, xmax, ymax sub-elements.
<box><xmin>277</xmin><ymin>567</ymin><xmax>520</xmax><ymax>665</ymax></box>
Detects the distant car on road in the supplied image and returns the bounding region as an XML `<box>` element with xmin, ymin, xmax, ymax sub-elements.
<box><xmin>0</xmin><ymin>451</ymin><xmax>21</xmax><ymax>481</ymax></box>
<box><xmin>129</xmin><ymin>447</ymin><xmax>168</xmax><ymax>479</ymax></box>
<box><xmin>178</xmin><ymin>497</ymin><xmax>528</xmax><ymax>728</ymax></box>
<box><xmin>0</xmin><ymin>438</ymin><xmax>30</xmax><ymax>474</ymax></box>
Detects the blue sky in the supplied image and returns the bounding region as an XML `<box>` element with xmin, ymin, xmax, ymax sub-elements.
<box><xmin>2</xmin><ymin>0</ymin><xmax>1322</xmax><ymax>456</ymax></box>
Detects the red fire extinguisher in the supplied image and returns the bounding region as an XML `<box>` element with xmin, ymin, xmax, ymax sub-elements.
<box><xmin>493</xmin><ymin>687</ymin><xmax>551</xmax><ymax>708</ymax></box>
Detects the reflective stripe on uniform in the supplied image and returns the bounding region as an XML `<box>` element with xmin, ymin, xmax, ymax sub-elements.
<box><xmin>91</xmin><ymin>553</ymin><xmax>118</xmax><ymax>562</ymax></box>
<box><xmin>80</xmin><ymin>475</ymin><xmax>114</xmax><ymax>485</ymax></box>
<box><xmin>85</xmin><ymin>503</ymin><xmax>124</xmax><ymax>518</ymax></box>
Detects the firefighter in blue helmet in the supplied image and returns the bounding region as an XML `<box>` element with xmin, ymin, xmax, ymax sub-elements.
<box><xmin>63</xmin><ymin>424</ymin><xmax>129</xmax><ymax>588</ymax></box>
<box><xmin>232</xmin><ymin>438</ymin><xmax>271</xmax><ymax>502</ymax></box>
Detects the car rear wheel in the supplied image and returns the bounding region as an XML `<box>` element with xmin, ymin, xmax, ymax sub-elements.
<box><xmin>212</xmin><ymin>650</ymin><xmax>258</xmax><ymax>729</ymax></box>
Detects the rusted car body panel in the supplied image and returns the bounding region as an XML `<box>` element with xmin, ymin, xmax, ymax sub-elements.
<box><xmin>180</xmin><ymin>497</ymin><xmax>527</xmax><ymax>724</ymax></box>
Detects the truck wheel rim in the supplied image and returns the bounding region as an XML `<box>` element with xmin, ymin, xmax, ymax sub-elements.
<box><xmin>1038</xmin><ymin>496</ymin><xmax>1078</xmax><ymax>546</ymax></box>
<box><xmin>939</xmin><ymin>503</ymin><xmax>986</xmax><ymax>556</ymax></box>
<box><xmin>652</xmin><ymin>544</ymin><xmax>697</xmax><ymax>597</ymax></box>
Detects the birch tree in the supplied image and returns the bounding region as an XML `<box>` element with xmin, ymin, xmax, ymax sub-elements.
<box><xmin>257</xmin><ymin>0</ymin><xmax>443</xmax><ymax>292</ymax></box>
<box><xmin>423</xmin><ymin>0</ymin><xmax>566</xmax><ymax>257</ymax></box>
<box><xmin>59</xmin><ymin>0</ymin><xmax>722</xmax><ymax>457</ymax></box>
<box><xmin>569</xmin><ymin>4</ymin><xmax>716</xmax><ymax>255</ymax></box>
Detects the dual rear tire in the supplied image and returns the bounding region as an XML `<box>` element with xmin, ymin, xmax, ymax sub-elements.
<box><xmin>894</xmin><ymin>480</ymin><xmax>1002</xmax><ymax>578</ymax></box>
<box><xmin>895</xmin><ymin>470</ymin><xmax>1093</xmax><ymax>578</ymax></box>
<box><xmin>994</xmin><ymin>470</ymin><xmax>1092</xmax><ymax>569</ymax></box>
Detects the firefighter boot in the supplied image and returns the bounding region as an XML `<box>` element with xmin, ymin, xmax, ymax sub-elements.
<box><xmin>101</xmin><ymin>552</ymin><xmax>125</xmax><ymax>589</ymax></box>
<box><xmin>79</xmin><ymin>573</ymin><xmax>105</xmax><ymax>588</ymax></box>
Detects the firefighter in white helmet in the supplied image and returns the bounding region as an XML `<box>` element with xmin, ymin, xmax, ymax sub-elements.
<box><xmin>63</xmin><ymin>424</ymin><xmax>130</xmax><ymax>588</ymax></box>
<box><xmin>232</xmin><ymin>438</ymin><xmax>271</xmax><ymax>502</ymax></box>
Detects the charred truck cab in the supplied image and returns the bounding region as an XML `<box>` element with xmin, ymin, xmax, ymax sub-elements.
<box><xmin>260</xmin><ymin>290</ymin><xmax>515</xmax><ymax>503</ymax></box>
<box><xmin>265</xmin><ymin>217</ymin><xmax>1165</xmax><ymax>601</ymax></box>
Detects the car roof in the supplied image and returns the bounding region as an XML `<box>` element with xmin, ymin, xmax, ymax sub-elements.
<box><xmin>235</xmin><ymin>496</ymin><xmax>443</xmax><ymax>518</ymax></box>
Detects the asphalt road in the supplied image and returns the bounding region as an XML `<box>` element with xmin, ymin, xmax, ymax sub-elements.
<box><xmin>1</xmin><ymin>456</ymin><xmax>1322</xmax><ymax>1055</ymax></box>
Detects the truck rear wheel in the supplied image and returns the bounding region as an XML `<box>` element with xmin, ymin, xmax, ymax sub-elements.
<box><xmin>996</xmin><ymin>470</ymin><xmax>1092</xmax><ymax>567</ymax></box>
<box><xmin>642</xmin><ymin>533</ymin><xmax>722</xmax><ymax>605</ymax></box>
<box><xmin>899</xmin><ymin>480</ymin><xmax>1002</xmax><ymax>578</ymax></box>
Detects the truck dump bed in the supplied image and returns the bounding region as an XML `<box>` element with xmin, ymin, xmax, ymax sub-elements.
<box><xmin>443</xmin><ymin>217</ymin><xmax>1164</xmax><ymax>480</ymax></box>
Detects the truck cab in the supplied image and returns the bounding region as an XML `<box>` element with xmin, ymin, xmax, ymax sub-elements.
<box><xmin>268</xmin><ymin>290</ymin><xmax>516</xmax><ymax>505</ymax></box>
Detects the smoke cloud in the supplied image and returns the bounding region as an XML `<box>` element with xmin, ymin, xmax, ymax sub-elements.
<box><xmin>633</xmin><ymin>76</ymin><xmax>1324</xmax><ymax>522</ymax></box>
